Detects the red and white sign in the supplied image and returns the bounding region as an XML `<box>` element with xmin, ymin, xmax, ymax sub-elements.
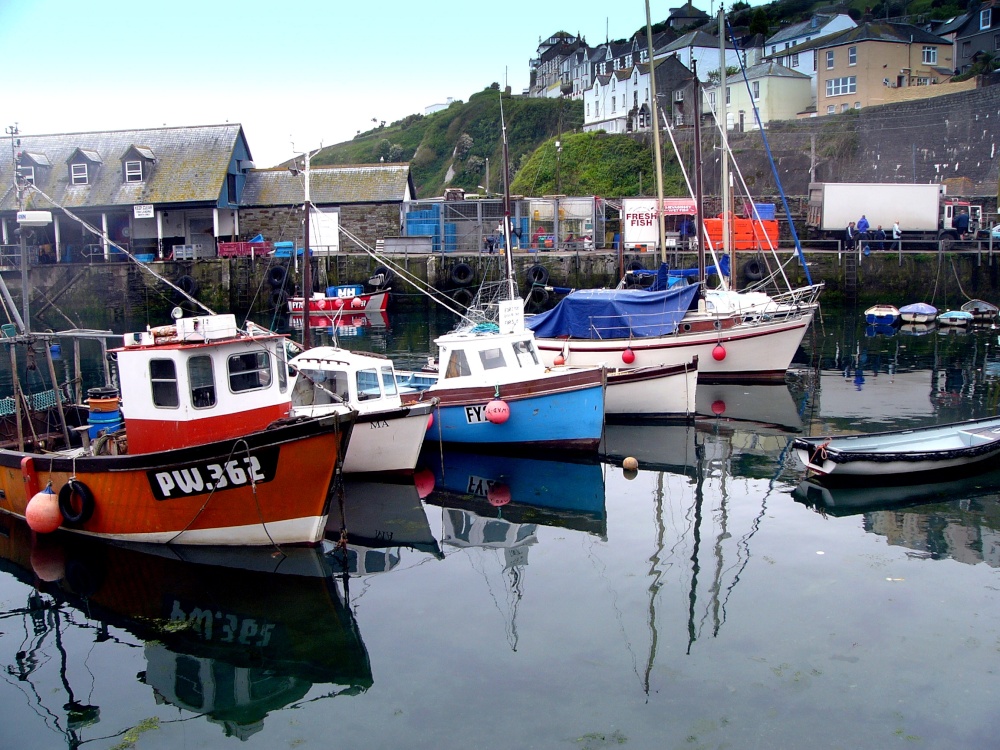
<box><xmin>621</xmin><ymin>198</ymin><xmax>697</xmax><ymax>245</ymax></box>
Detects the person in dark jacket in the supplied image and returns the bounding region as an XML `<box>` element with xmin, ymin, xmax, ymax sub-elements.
<box><xmin>845</xmin><ymin>221</ymin><xmax>856</xmax><ymax>250</ymax></box>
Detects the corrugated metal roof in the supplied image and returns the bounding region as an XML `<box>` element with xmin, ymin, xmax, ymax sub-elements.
<box><xmin>0</xmin><ymin>124</ymin><xmax>244</xmax><ymax>211</ymax></box>
<box><xmin>241</xmin><ymin>164</ymin><xmax>413</xmax><ymax>207</ymax></box>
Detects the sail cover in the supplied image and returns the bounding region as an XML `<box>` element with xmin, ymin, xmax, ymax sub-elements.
<box><xmin>526</xmin><ymin>283</ymin><xmax>700</xmax><ymax>339</ymax></box>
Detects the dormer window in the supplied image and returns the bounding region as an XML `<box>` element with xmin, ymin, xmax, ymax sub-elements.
<box><xmin>982</xmin><ymin>8</ymin><xmax>992</xmax><ymax>31</ymax></box>
<box><xmin>121</xmin><ymin>145</ymin><xmax>154</xmax><ymax>185</ymax></box>
<box><xmin>17</xmin><ymin>165</ymin><xmax>34</xmax><ymax>185</ymax></box>
<box><xmin>125</xmin><ymin>160</ymin><xmax>143</xmax><ymax>182</ymax></box>
<box><xmin>71</xmin><ymin>163</ymin><xmax>89</xmax><ymax>185</ymax></box>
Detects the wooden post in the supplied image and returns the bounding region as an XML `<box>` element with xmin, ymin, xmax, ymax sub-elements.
<box><xmin>44</xmin><ymin>338</ymin><xmax>71</xmax><ymax>448</ymax></box>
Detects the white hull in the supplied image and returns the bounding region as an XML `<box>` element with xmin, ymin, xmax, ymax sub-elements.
<box><xmin>341</xmin><ymin>410</ymin><xmax>432</xmax><ymax>474</ymax></box>
<box><xmin>900</xmin><ymin>313</ymin><xmax>935</xmax><ymax>324</ymax></box>
<box><xmin>537</xmin><ymin>313</ymin><xmax>813</xmax><ymax>383</ymax></box>
<box><xmin>604</xmin><ymin>362</ymin><xmax>697</xmax><ymax>418</ymax></box>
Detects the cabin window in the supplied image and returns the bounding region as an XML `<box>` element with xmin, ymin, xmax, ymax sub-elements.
<box><xmin>228</xmin><ymin>351</ymin><xmax>272</xmax><ymax>392</ymax></box>
<box><xmin>150</xmin><ymin>359</ymin><xmax>179</xmax><ymax>408</ymax></box>
<box><xmin>513</xmin><ymin>340</ymin><xmax>539</xmax><ymax>367</ymax></box>
<box><xmin>71</xmin><ymin>163</ymin><xmax>88</xmax><ymax>185</ymax></box>
<box><xmin>276</xmin><ymin>344</ymin><xmax>288</xmax><ymax>393</ymax></box>
<box><xmin>188</xmin><ymin>355</ymin><xmax>216</xmax><ymax>408</ymax></box>
<box><xmin>125</xmin><ymin>160</ymin><xmax>143</xmax><ymax>183</ymax></box>
<box><xmin>293</xmin><ymin>368</ymin><xmax>347</xmax><ymax>405</ymax></box>
<box><xmin>443</xmin><ymin>350</ymin><xmax>471</xmax><ymax>378</ymax></box>
<box><xmin>356</xmin><ymin>368</ymin><xmax>381</xmax><ymax>401</ymax></box>
<box><xmin>380</xmin><ymin>366</ymin><xmax>397</xmax><ymax>396</ymax></box>
<box><xmin>480</xmin><ymin>347</ymin><xmax>507</xmax><ymax>371</ymax></box>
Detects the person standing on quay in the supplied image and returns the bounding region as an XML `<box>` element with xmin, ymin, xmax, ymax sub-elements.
<box><xmin>845</xmin><ymin>221</ymin><xmax>856</xmax><ymax>251</ymax></box>
<box><xmin>892</xmin><ymin>220</ymin><xmax>902</xmax><ymax>251</ymax></box>
<box><xmin>857</xmin><ymin>214</ymin><xmax>870</xmax><ymax>240</ymax></box>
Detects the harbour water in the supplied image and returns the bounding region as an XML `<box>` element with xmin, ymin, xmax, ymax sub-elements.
<box><xmin>3</xmin><ymin>306</ymin><xmax>1000</xmax><ymax>749</ymax></box>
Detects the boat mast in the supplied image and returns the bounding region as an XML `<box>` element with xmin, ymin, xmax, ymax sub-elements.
<box><xmin>693</xmin><ymin>61</ymin><xmax>705</xmax><ymax>291</ymax></box>
<box><xmin>301</xmin><ymin>150</ymin><xmax>313</xmax><ymax>349</ymax></box>
<box><xmin>499</xmin><ymin>96</ymin><xmax>518</xmax><ymax>302</ymax></box>
<box><xmin>718</xmin><ymin>8</ymin><xmax>730</xmax><ymax>285</ymax></box>
<box><xmin>644</xmin><ymin>0</ymin><xmax>667</xmax><ymax>264</ymax></box>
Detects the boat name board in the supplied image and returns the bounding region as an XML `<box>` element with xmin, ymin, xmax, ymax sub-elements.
<box><xmin>148</xmin><ymin>447</ymin><xmax>280</xmax><ymax>500</ymax></box>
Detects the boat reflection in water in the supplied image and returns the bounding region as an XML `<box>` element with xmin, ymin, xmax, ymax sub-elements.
<box><xmin>793</xmin><ymin>468</ymin><xmax>1000</xmax><ymax>566</ymax></box>
<box><xmin>0</xmin><ymin>516</ymin><xmax>370</xmax><ymax>743</ymax></box>
<box><xmin>328</xmin><ymin>478</ymin><xmax>443</xmax><ymax>578</ymax></box>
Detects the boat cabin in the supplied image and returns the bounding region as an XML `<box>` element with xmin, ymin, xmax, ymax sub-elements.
<box><xmin>433</xmin><ymin>327</ymin><xmax>546</xmax><ymax>388</ymax></box>
<box><xmin>113</xmin><ymin>314</ymin><xmax>292</xmax><ymax>454</ymax></box>
<box><xmin>290</xmin><ymin>347</ymin><xmax>402</xmax><ymax>417</ymax></box>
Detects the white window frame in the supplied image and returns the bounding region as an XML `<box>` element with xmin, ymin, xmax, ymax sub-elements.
<box><xmin>826</xmin><ymin>50</ymin><xmax>835</xmax><ymax>69</ymax></box>
<box><xmin>71</xmin><ymin>163</ymin><xmax>88</xmax><ymax>185</ymax></box>
<box><xmin>922</xmin><ymin>46</ymin><xmax>937</xmax><ymax>65</ymax></box>
<box><xmin>17</xmin><ymin>165</ymin><xmax>34</xmax><ymax>185</ymax></box>
<box><xmin>825</xmin><ymin>76</ymin><xmax>857</xmax><ymax>97</ymax></box>
<box><xmin>826</xmin><ymin>105</ymin><xmax>835</xmax><ymax>114</ymax></box>
<box><xmin>125</xmin><ymin>160</ymin><xmax>143</xmax><ymax>183</ymax></box>
<box><xmin>726</xmin><ymin>86</ymin><xmax>731</xmax><ymax>105</ymax></box>
<box><xmin>848</xmin><ymin>46</ymin><xmax>857</xmax><ymax>66</ymax></box>
<box><xmin>752</xmin><ymin>81</ymin><xmax>760</xmax><ymax>100</ymax></box>
<box><xmin>791</xmin><ymin>52</ymin><xmax>800</xmax><ymax>67</ymax></box>
<box><xmin>982</xmin><ymin>8</ymin><xmax>991</xmax><ymax>31</ymax></box>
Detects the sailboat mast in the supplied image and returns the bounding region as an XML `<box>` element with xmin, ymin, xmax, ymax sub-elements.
<box><xmin>302</xmin><ymin>150</ymin><xmax>313</xmax><ymax>349</ymax></box>
<box><xmin>499</xmin><ymin>97</ymin><xmax>518</xmax><ymax>302</ymax></box>
<box><xmin>644</xmin><ymin>0</ymin><xmax>667</xmax><ymax>264</ymax></box>
<box><xmin>719</xmin><ymin>8</ymin><xmax>730</xmax><ymax>281</ymax></box>
<box><xmin>692</xmin><ymin>61</ymin><xmax>705</xmax><ymax>289</ymax></box>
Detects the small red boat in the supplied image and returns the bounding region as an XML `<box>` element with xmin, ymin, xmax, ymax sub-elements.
<box><xmin>288</xmin><ymin>284</ymin><xmax>389</xmax><ymax>314</ymax></box>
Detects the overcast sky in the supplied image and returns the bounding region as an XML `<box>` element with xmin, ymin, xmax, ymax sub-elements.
<box><xmin>0</xmin><ymin>0</ymin><xmax>739</xmax><ymax>168</ymax></box>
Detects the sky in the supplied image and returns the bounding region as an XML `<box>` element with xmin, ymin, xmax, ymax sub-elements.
<box><xmin>0</xmin><ymin>0</ymin><xmax>733</xmax><ymax>168</ymax></box>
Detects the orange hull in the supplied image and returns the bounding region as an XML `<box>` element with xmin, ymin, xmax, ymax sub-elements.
<box><xmin>0</xmin><ymin>415</ymin><xmax>354</xmax><ymax>545</ymax></box>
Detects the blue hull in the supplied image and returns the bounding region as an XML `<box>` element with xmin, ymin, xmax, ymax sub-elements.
<box><xmin>864</xmin><ymin>314</ymin><xmax>898</xmax><ymax>326</ymax></box>
<box><xmin>424</xmin><ymin>384</ymin><xmax>604</xmax><ymax>451</ymax></box>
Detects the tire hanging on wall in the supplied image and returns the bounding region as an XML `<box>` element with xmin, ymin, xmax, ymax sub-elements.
<box><xmin>175</xmin><ymin>275</ymin><xmax>199</xmax><ymax>297</ymax></box>
<box><xmin>527</xmin><ymin>285</ymin><xmax>550</xmax><ymax>311</ymax></box>
<box><xmin>525</xmin><ymin>264</ymin><xmax>549</xmax><ymax>286</ymax></box>
<box><xmin>743</xmin><ymin>259</ymin><xmax>764</xmax><ymax>282</ymax></box>
<box><xmin>268</xmin><ymin>265</ymin><xmax>288</xmax><ymax>289</ymax></box>
<box><xmin>452</xmin><ymin>287</ymin><xmax>474</xmax><ymax>308</ymax></box>
<box><xmin>270</xmin><ymin>288</ymin><xmax>289</xmax><ymax>309</ymax></box>
<box><xmin>450</xmin><ymin>262</ymin><xmax>475</xmax><ymax>286</ymax></box>
<box><xmin>369</xmin><ymin>265</ymin><xmax>395</xmax><ymax>289</ymax></box>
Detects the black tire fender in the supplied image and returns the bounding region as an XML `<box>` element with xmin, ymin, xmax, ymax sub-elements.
<box><xmin>175</xmin><ymin>275</ymin><xmax>199</xmax><ymax>297</ymax></box>
<box><xmin>525</xmin><ymin>264</ymin><xmax>549</xmax><ymax>286</ymax></box>
<box><xmin>452</xmin><ymin>287</ymin><xmax>474</xmax><ymax>307</ymax></box>
<box><xmin>743</xmin><ymin>259</ymin><xmax>764</xmax><ymax>282</ymax></box>
<box><xmin>527</xmin><ymin>286</ymin><xmax>550</xmax><ymax>310</ymax></box>
<box><xmin>369</xmin><ymin>265</ymin><xmax>395</xmax><ymax>288</ymax></box>
<box><xmin>268</xmin><ymin>265</ymin><xmax>288</xmax><ymax>288</ymax></box>
<box><xmin>450</xmin><ymin>263</ymin><xmax>474</xmax><ymax>286</ymax></box>
<box><xmin>58</xmin><ymin>479</ymin><xmax>95</xmax><ymax>525</ymax></box>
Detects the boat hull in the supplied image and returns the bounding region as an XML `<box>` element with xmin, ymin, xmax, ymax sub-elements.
<box><xmin>535</xmin><ymin>313</ymin><xmax>813</xmax><ymax>383</ymax></box>
<box><xmin>0</xmin><ymin>415</ymin><xmax>354</xmax><ymax>545</ymax></box>
<box><xmin>342</xmin><ymin>403</ymin><xmax>434</xmax><ymax>474</ymax></box>
<box><xmin>411</xmin><ymin>369</ymin><xmax>605</xmax><ymax>452</ymax></box>
<box><xmin>793</xmin><ymin>416</ymin><xmax>1000</xmax><ymax>482</ymax></box>
<box><xmin>604</xmin><ymin>360</ymin><xmax>698</xmax><ymax>420</ymax></box>
<box><xmin>288</xmin><ymin>291</ymin><xmax>388</xmax><ymax>314</ymax></box>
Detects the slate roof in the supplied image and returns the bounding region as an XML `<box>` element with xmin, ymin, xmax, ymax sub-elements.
<box><xmin>0</xmin><ymin>124</ymin><xmax>245</xmax><ymax>212</ymax></box>
<box><xmin>778</xmin><ymin>21</ymin><xmax>950</xmax><ymax>55</ymax></box>
<box><xmin>662</xmin><ymin>30</ymin><xmax>736</xmax><ymax>52</ymax></box>
<box><xmin>241</xmin><ymin>164</ymin><xmax>414</xmax><ymax>207</ymax></box>
<box><xmin>742</xmin><ymin>61</ymin><xmax>812</xmax><ymax>80</ymax></box>
<box><xmin>766</xmin><ymin>14</ymin><xmax>838</xmax><ymax>46</ymax></box>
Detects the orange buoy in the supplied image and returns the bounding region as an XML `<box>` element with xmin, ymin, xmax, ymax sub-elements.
<box><xmin>26</xmin><ymin>484</ymin><xmax>62</xmax><ymax>534</ymax></box>
<box><xmin>712</xmin><ymin>344</ymin><xmax>727</xmax><ymax>361</ymax></box>
<box><xmin>623</xmin><ymin>456</ymin><xmax>639</xmax><ymax>471</ymax></box>
<box><xmin>554</xmin><ymin>354</ymin><xmax>565</xmax><ymax>366</ymax></box>
<box><xmin>485</xmin><ymin>399</ymin><xmax>510</xmax><ymax>424</ymax></box>
<box><xmin>351</xmin><ymin>296</ymin><xmax>365</xmax><ymax>309</ymax></box>
<box><xmin>487</xmin><ymin>484</ymin><xmax>512</xmax><ymax>506</ymax></box>
<box><xmin>622</xmin><ymin>347</ymin><xmax>636</xmax><ymax>364</ymax></box>
<box><xmin>413</xmin><ymin>468</ymin><xmax>435</xmax><ymax>498</ymax></box>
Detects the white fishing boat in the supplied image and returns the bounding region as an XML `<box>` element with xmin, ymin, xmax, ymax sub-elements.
<box><xmin>793</xmin><ymin>416</ymin><xmax>1000</xmax><ymax>482</ymax></box>
<box><xmin>289</xmin><ymin>346</ymin><xmax>435</xmax><ymax>474</ymax></box>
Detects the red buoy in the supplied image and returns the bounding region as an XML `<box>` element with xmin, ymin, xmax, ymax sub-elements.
<box><xmin>622</xmin><ymin>347</ymin><xmax>636</xmax><ymax>364</ymax></box>
<box><xmin>712</xmin><ymin>344</ymin><xmax>727</xmax><ymax>361</ymax></box>
<box><xmin>711</xmin><ymin>400</ymin><xmax>726</xmax><ymax>415</ymax></box>
<box><xmin>485</xmin><ymin>399</ymin><xmax>510</xmax><ymax>424</ymax></box>
<box><xmin>26</xmin><ymin>485</ymin><xmax>62</xmax><ymax>534</ymax></box>
<box><xmin>426</xmin><ymin>412</ymin><xmax>434</xmax><ymax>430</ymax></box>
<box><xmin>413</xmin><ymin>468</ymin><xmax>435</xmax><ymax>499</ymax></box>
<box><xmin>351</xmin><ymin>296</ymin><xmax>365</xmax><ymax>309</ymax></box>
<box><xmin>487</xmin><ymin>484</ymin><xmax>512</xmax><ymax>507</ymax></box>
<box><xmin>332</xmin><ymin>297</ymin><xmax>344</xmax><ymax>310</ymax></box>
<box><xmin>554</xmin><ymin>354</ymin><xmax>565</xmax><ymax>366</ymax></box>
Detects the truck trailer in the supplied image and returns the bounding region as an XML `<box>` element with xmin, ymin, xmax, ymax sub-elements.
<box><xmin>806</xmin><ymin>182</ymin><xmax>981</xmax><ymax>245</ymax></box>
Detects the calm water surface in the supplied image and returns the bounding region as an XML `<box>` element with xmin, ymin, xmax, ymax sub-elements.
<box><xmin>3</xmin><ymin>307</ymin><xmax>1000</xmax><ymax>749</ymax></box>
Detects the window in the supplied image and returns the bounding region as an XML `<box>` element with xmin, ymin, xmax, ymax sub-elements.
<box><xmin>841</xmin><ymin>103</ymin><xmax>850</xmax><ymax>112</ymax></box>
<box><xmin>16</xmin><ymin>165</ymin><xmax>34</xmax><ymax>185</ymax></box>
<box><xmin>625</xmin><ymin>54</ymin><xmax>632</xmax><ymax>66</ymax></box>
<box><xmin>848</xmin><ymin>46</ymin><xmax>856</xmax><ymax>66</ymax></box>
<box><xmin>827</xmin><ymin>105</ymin><xmax>836</xmax><ymax>114</ymax></box>
<box><xmin>586</xmin><ymin>103</ymin><xmax>590</xmax><ymax>117</ymax></box>
<box><xmin>995</xmin><ymin>34</ymin><xmax>1000</xmax><ymax>51</ymax></box>
<box><xmin>612</xmin><ymin>98</ymin><xmax>616</xmax><ymax>113</ymax></box>
<box><xmin>825</xmin><ymin>76</ymin><xmax>856</xmax><ymax>96</ymax></box>
<box><xmin>922</xmin><ymin>46</ymin><xmax>937</xmax><ymax>65</ymax></box>
<box><xmin>770</xmin><ymin>45</ymin><xmax>776</xmax><ymax>55</ymax></box>
<box><xmin>791</xmin><ymin>53</ymin><xmax>799</xmax><ymax>67</ymax></box>
<box><xmin>150</xmin><ymin>359</ymin><xmax>179</xmax><ymax>408</ymax></box>
<box><xmin>513</xmin><ymin>340</ymin><xmax>539</xmax><ymax>367</ymax></box>
<box><xmin>752</xmin><ymin>81</ymin><xmax>760</xmax><ymax>100</ymax></box>
<box><xmin>380</xmin><ymin>366</ymin><xmax>397</xmax><ymax>396</ymax></box>
<box><xmin>480</xmin><ymin>347</ymin><xmax>507</xmax><ymax>371</ymax></box>
<box><xmin>982</xmin><ymin>8</ymin><xmax>991</xmax><ymax>30</ymax></box>
<box><xmin>826</xmin><ymin>50</ymin><xmax>835</xmax><ymax>69</ymax></box>
<box><xmin>813</xmin><ymin>50</ymin><xmax>818</xmax><ymax>72</ymax></box>
<box><xmin>674</xmin><ymin>89</ymin><xmax>683</xmax><ymax>102</ymax></box>
<box><xmin>443</xmin><ymin>349</ymin><xmax>471</xmax><ymax>378</ymax></box>
<box><xmin>915</xmin><ymin>77</ymin><xmax>931</xmax><ymax>86</ymax></box>
<box><xmin>188</xmin><ymin>355</ymin><xmax>216</xmax><ymax>409</ymax></box>
<box><xmin>726</xmin><ymin>86</ymin><xmax>731</xmax><ymax>105</ymax></box>
<box><xmin>228</xmin><ymin>351</ymin><xmax>272</xmax><ymax>392</ymax></box>
<box><xmin>292</xmin><ymin>368</ymin><xmax>346</xmax><ymax>406</ymax></box>
<box><xmin>356</xmin><ymin>368</ymin><xmax>380</xmax><ymax>400</ymax></box>
<box><xmin>709</xmin><ymin>91</ymin><xmax>717</xmax><ymax>106</ymax></box>
<box><xmin>71</xmin><ymin>163</ymin><xmax>88</xmax><ymax>185</ymax></box>
<box><xmin>276</xmin><ymin>343</ymin><xmax>287</xmax><ymax>393</ymax></box>
<box><xmin>125</xmin><ymin>160</ymin><xmax>143</xmax><ymax>183</ymax></box>
<box><xmin>854</xmin><ymin>101</ymin><xmax>861</xmax><ymax>108</ymax></box>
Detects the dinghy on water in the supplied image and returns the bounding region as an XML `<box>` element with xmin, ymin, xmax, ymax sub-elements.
<box><xmin>864</xmin><ymin>304</ymin><xmax>900</xmax><ymax>326</ymax></box>
<box><xmin>937</xmin><ymin>309</ymin><xmax>973</xmax><ymax>326</ymax></box>
<box><xmin>899</xmin><ymin>302</ymin><xmax>937</xmax><ymax>324</ymax></box>
<box><xmin>961</xmin><ymin>298</ymin><xmax>999</xmax><ymax>323</ymax></box>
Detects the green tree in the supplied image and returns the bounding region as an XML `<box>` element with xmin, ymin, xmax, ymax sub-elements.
<box><xmin>749</xmin><ymin>7</ymin><xmax>769</xmax><ymax>36</ymax></box>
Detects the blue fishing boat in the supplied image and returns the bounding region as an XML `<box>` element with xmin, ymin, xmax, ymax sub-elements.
<box><xmin>864</xmin><ymin>304</ymin><xmax>900</xmax><ymax>325</ymax></box>
<box><xmin>937</xmin><ymin>309</ymin><xmax>973</xmax><ymax>326</ymax></box>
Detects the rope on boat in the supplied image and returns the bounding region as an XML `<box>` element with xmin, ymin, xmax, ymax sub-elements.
<box><xmin>809</xmin><ymin>440</ymin><xmax>831</xmax><ymax>466</ymax></box>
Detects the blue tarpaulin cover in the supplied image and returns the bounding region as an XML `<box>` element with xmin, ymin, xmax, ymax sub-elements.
<box><xmin>526</xmin><ymin>283</ymin><xmax>701</xmax><ymax>339</ymax></box>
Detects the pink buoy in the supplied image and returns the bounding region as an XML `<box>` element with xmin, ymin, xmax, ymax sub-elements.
<box><xmin>487</xmin><ymin>484</ymin><xmax>512</xmax><ymax>507</ymax></box>
<box><xmin>554</xmin><ymin>354</ymin><xmax>565</xmax><ymax>366</ymax></box>
<box><xmin>30</xmin><ymin>543</ymin><xmax>66</xmax><ymax>582</ymax></box>
<box><xmin>711</xmin><ymin>400</ymin><xmax>726</xmax><ymax>415</ymax></box>
<box><xmin>26</xmin><ymin>485</ymin><xmax>62</xmax><ymax>534</ymax></box>
<box><xmin>351</xmin><ymin>296</ymin><xmax>365</xmax><ymax>309</ymax></box>
<box><xmin>413</xmin><ymin>468</ymin><xmax>435</xmax><ymax>499</ymax></box>
<box><xmin>332</xmin><ymin>297</ymin><xmax>344</xmax><ymax>310</ymax></box>
<box><xmin>712</xmin><ymin>344</ymin><xmax>727</xmax><ymax>361</ymax></box>
<box><xmin>426</xmin><ymin>412</ymin><xmax>434</xmax><ymax>430</ymax></box>
<box><xmin>622</xmin><ymin>347</ymin><xmax>636</xmax><ymax>364</ymax></box>
<box><xmin>485</xmin><ymin>399</ymin><xmax>510</xmax><ymax>424</ymax></box>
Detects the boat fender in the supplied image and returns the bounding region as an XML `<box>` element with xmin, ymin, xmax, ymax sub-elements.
<box><xmin>58</xmin><ymin>479</ymin><xmax>96</xmax><ymax>525</ymax></box>
<box><xmin>20</xmin><ymin>456</ymin><xmax>39</xmax><ymax>498</ymax></box>
<box><xmin>452</xmin><ymin>287</ymin><xmax>474</xmax><ymax>307</ymax></box>
<box><xmin>525</xmin><ymin>264</ymin><xmax>549</xmax><ymax>286</ymax></box>
<box><xmin>176</xmin><ymin>275</ymin><xmax>199</xmax><ymax>297</ymax></box>
<box><xmin>451</xmin><ymin>263</ymin><xmax>475</xmax><ymax>287</ymax></box>
<box><xmin>268</xmin><ymin>265</ymin><xmax>288</xmax><ymax>288</ymax></box>
<box><xmin>370</xmin><ymin>265</ymin><xmax>395</xmax><ymax>288</ymax></box>
<box><xmin>270</xmin><ymin>288</ymin><xmax>289</xmax><ymax>309</ymax></box>
<box><xmin>743</xmin><ymin>259</ymin><xmax>763</xmax><ymax>282</ymax></box>
<box><xmin>527</xmin><ymin>286</ymin><xmax>550</xmax><ymax>309</ymax></box>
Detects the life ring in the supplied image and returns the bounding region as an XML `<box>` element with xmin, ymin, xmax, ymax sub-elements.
<box><xmin>743</xmin><ymin>259</ymin><xmax>764</xmax><ymax>282</ymax></box>
<box><xmin>175</xmin><ymin>275</ymin><xmax>199</xmax><ymax>297</ymax></box>
<box><xmin>525</xmin><ymin>264</ymin><xmax>549</xmax><ymax>286</ymax></box>
<box><xmin>451</xmin><ymin>262</ymin><xmax>475</xmax><ymax>286</ymax></box>
<box><xmin>268</xmin><ymin>265</ymin><xmax>288</xmax><ymax>288</ymax></box>
<box><xmin>270</xmin><ymin>288</ymin><xmax>289</xmax><ymax>309</ymax></box>
<box><xmin>452</xmin><ymin>287</ymin><xmax>474</xmax><ymax>307</ymax></box>
<box><xmin>58</xmin><ymin>479</ymin><xmax>95</xmax><ymax>525</ymax></box>
<box><xmin>369</xmin><ymin>265</ymin><xmax>395</xmax><ymax>289</ymax></box>
<box><xmin>527</xmin><ymin>286</ymin><xmax>550</xmax><ymax>310</ymax></box>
